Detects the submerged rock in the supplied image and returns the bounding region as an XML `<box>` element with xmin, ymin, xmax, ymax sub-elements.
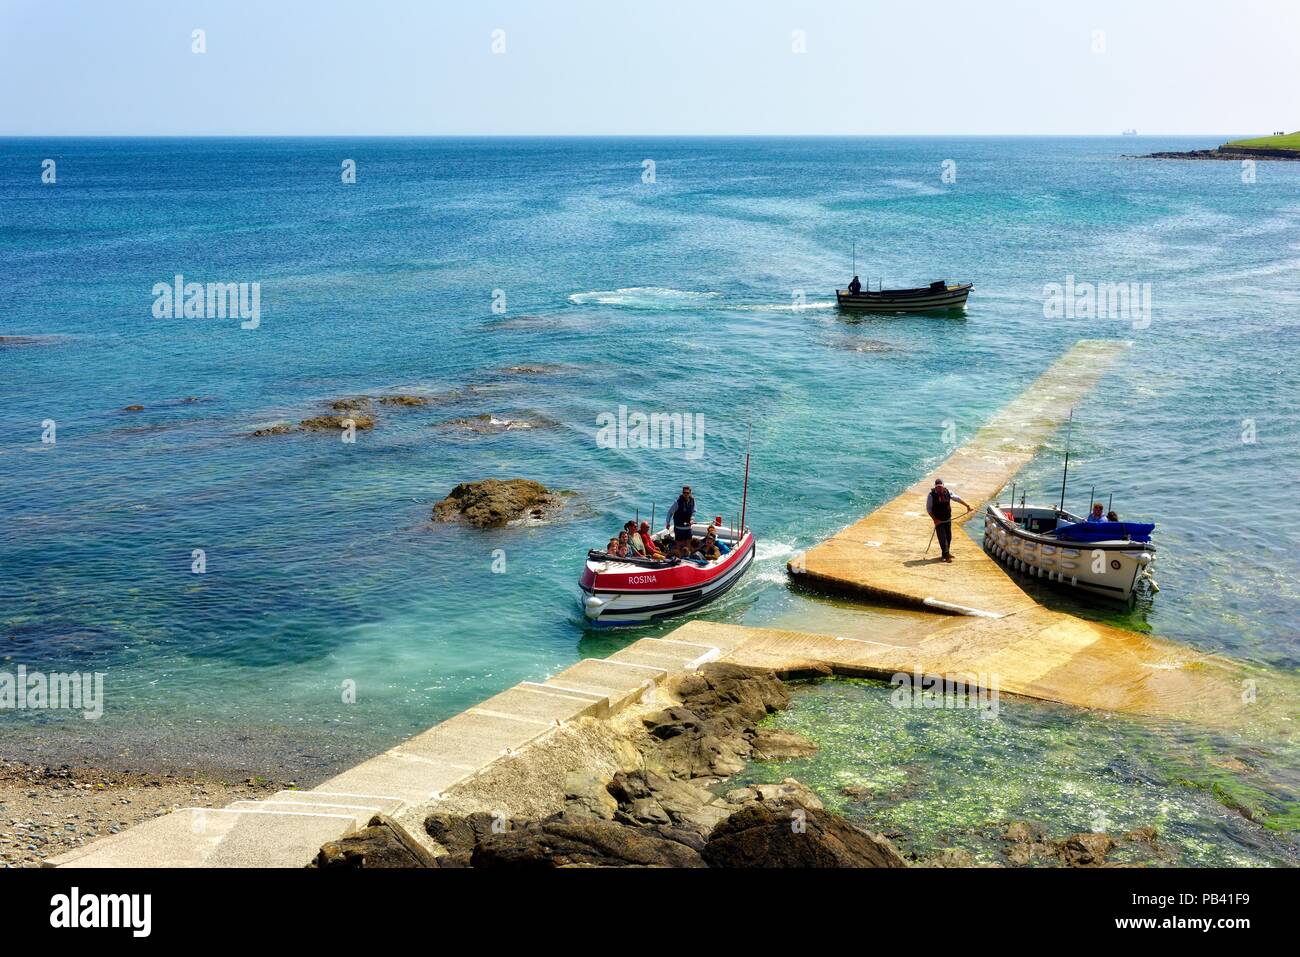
<box><xmin>434</xmin><ymin>412</ymin><xmax>558</xmax><ymax>434</ymax></box>
<box><xmin>123</xmin><ymin>405</ymin><xmax>144</xmax><ymax>412</ymax></box>
<box><xmin>249</xmin><ymin>422</ymin><xmax>295</xmax><ymax>437</ymax></box>
<box><xmin>750</xmin><ymin>727</ymin><xmax>819</xmax><ymax>760</ymax></box>
<box><xmin>432</xmin><ymin>478</ymin><xmax>563</xmax><ymax>528</ymax></box>
<box><xmin>330</xmin><ymin>396</ymin><xmax>373</xmax><ymax>412</ymax></box>
<box><xmin>299</xmin><ymin>413</ymin><xmax>375</xmax><ymax>432</ymax></box>
<box><xmin>377</xmin><ymin>394</ymin><xmax>431</xmax><ymax>406</ymax></box>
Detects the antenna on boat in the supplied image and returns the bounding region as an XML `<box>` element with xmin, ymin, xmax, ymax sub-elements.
<box><xmin>852</xmin><ymin>241</ymin><xmax>856</xmax><ymax>278</ymax></box>
<box><xmin>1107</xmin><ymin>492</ymin><xmax>1113</xmax><ymax>515</ymax></box>
<box><xmin>739</xmin><ymin>423</ymin><xmax>752</xmax><ymax>536</ymax></box>
<box><xmin>1058</xmin><ymin>408</ymin><xmax>1074</xmax><ymax>513</ymax></box>
<box><xmin>1088</xmin><ymin>485</ymin><xmax>1094</xmax><ymax>516</ymax></box>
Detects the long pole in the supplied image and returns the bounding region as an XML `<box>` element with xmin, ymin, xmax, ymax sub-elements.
<box><xmin>852</xmin><ymin>241</ymin><xmax>856</xmax><ymax>277</ymax></box>
<box><xmin>1057</xmin><ymin>409</ymin><xmax>1074</xmax><ymax>513</ymax></box>
<box><xmin>739</xmin><ymin>423</ymin><xmax>752</xmax><ymax>536</ymax></box>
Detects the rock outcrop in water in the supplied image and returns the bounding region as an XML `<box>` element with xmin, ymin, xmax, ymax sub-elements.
<box><xmin>432</xmin><ymin>478</ymin><xmax>564</xmax><ymax>528</ymax></box>
<box><xmin>299</xmin><ymin>413</ymin><xmax>375</xmax><ymax>432</ymax></box>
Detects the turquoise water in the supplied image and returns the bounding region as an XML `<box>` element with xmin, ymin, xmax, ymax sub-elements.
<box><xmin>2</xmin><ymin>137</ymin><xmax>1298</xmax><ymax>780</ymax></box>
<box><xmin>732</xmin><ymin>679</ymin><xmax>1300</xmax><ymax>867</ymax></box>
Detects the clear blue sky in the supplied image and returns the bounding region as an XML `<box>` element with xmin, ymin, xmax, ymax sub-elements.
<box><xmin>2</xmin><ymin>0</ymin><xmax>1297</xmax><ymax>135</ymax></box>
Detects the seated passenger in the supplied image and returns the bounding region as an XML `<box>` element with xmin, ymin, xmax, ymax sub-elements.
<box><xmin>1086</xmin><ymin>503</ymin><xmax>1105</xmax><ymax>523</ymax></box>
<box><xmin>616</xmin><ymin>530</ymin><xmax>634</xmax><ymax>556</ymax></box>
<box><xmin>638</xmin><ymin>521</ymin><xmax>665</xmax><ymax>558</ymax></box>
<box><xmin>623</xmin><ymin>521</ymin><xmax>648</xmax><ymax>557</ymax></box>
<box><xmin>697</xmin><ymin>536</ymin><xmax>721</xmax><ymax>562</ymax></box>
<box><xmin>605</xmin><ymin>537</ymin><xmax>621</xmax><ymax>556</ymax></box>
<box><xmin>1106</xmin><ymin>510</ymin><xmax>1119</xmax><ymax>522</ymax></box>
<box><xmin>704</xmin><ymin>525</ymin><xmax>730</xmax><ymax>555</ymax></box>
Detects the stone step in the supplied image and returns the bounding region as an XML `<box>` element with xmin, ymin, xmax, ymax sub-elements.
<box><xmin>48</xmin><ymin>806</ymin><xmax>358</xmax><ymax>868</ymax></box>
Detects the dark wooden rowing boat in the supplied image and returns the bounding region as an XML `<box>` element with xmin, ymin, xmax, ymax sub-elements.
<box><xmin>836</xmin><ymin>281</ymin><xmax>972</xmax><ymax>313</ymax></box>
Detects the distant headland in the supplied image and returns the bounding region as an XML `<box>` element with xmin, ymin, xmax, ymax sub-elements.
<box><xmin>1136</xmin><ymin>131</ymin><xmax>1300</xmax><ymax>161</ymax></box>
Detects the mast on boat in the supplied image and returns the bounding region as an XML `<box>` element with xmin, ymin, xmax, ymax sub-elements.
<box><xmin>739</xmin><ymin>423</ymin><xmax>752</xmax><ymax>537</ymax></box>
<box><xmin>1058</xmin><ymin>408</ymin><xmax>1074</xmax><ymax>513</ymax></box>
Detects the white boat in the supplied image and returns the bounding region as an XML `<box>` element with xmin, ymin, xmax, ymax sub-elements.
<box><xmin>579</xmin><ymin>523</ymin><xmax>755</xmax><ymax>626</ymax></box>
<box><xmin>982</xmin><ymin>503</ymin><xmax>1156</xmax><ymax>602</ymax></box>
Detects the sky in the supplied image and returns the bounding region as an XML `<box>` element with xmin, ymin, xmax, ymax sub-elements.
<box><xmin>2</xmin><ymin>0</ymin><xmax>1298</xmax><ymax>136</ymax></box>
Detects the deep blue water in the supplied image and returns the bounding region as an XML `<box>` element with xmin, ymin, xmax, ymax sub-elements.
<box><xmin>2</xmin><ymin>137</ymin><xmax>1298</xmax><ymax>779</ymax></box>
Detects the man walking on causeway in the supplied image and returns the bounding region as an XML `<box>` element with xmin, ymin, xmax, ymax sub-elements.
<box><xmin>926</xmin><ymin>478</ymin><xmax>971</xmax><ymax>563</ymax></box>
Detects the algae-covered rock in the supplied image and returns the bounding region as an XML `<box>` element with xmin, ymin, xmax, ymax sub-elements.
<box><xmin>432</xmin><ymin>478</ymin><xmax>563</xmax><ymax>528</ymax></box>
<box><xmin>299</xmin><ymin>413</ymin><xmax>375</xmax><ymax>432</ymax></box>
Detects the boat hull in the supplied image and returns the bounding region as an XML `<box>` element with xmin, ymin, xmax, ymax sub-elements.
<box><xmin>982</xmin><ymin>504</ymin><xmax>1155</xmax><ymax>602</ymax></box>
<box><xmin>579</xmin><ymin>527</ymin><xmax>755</xmax><ymax>626</ymax></box>
<box><xmin>836</xmin><ymin>283</ymin><xmax>971</xmax><ymax>313</ymax></box>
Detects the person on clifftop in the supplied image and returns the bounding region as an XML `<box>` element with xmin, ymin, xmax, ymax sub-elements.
<box><xmin>926</xmin><ymin>478</ymin><xmax>970</xmax><ymax>563</ymax></box>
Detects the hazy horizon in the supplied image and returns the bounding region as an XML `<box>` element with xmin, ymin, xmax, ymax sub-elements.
<box><xmin>3</xmin><ymin>0</ymin><xmax>1297</xmax><ymax>137</ymax></box>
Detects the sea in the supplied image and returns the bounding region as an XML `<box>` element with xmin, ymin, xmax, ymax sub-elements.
<box><xmin>2</xmin><ymin>137</ymin><xmax>1297</xmax><ymax>861</ymax></box>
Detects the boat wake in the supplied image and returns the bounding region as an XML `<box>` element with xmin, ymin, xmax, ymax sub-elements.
<box><xmin>567</xmin><ymin>287</ymin><xmax>721</xmax><ymax>309</ymax></box>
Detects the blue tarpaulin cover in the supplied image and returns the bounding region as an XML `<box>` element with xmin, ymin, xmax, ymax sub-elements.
<box><xmin>1052</xmin><ymin>521</ymin><xmax>1154</xmax><ymax>544</ymax></box>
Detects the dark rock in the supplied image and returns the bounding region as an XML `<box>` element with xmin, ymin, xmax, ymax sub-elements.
<box><xmin>641</xmin><ymin>706</ymin><xmax>704</xmax><ymax>740</ymax></box>
<box><xmin>750</xmin><ymin>727</ymin><xmax>819</xmax><ymax>760</ymax></box>
<box><xmin>703</xmin><ymin>800</ymin><xmax>906</xmax><ymax>868</ymax></box>
<box><xmin>424</xmin><ymin>810</ymin><xmax>502</xmax><ymax>856</ymax></box>
<box><xmin>469</xmin><ymin>815</ymin><xmax>706</xmax><ymax>868</ymax></box>
<box><xmin>123</xmin><ymin>405</ymin><xmax>144</xmax><ymax>412</ymax></box>
<box><xmin>314</xmin><ymin>815</ymin><xmax>436</xmax><ymax>868</ymax></box>
<box><xmin>617</xmin><ymin>798</ymin><xmax>672</xmax><ymax>828</ymax></box>
<box><xmin>377</xmin><ymin>394</ymin><xmax>429</xmax><ymax>406</ymax></box>
<box><xmin>431</xmin><ymin>478</ymin><xmax>563</xmax><ymax>528</ymax></box>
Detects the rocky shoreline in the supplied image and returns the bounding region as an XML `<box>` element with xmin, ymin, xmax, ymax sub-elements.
<box><xmin>1133</xmin><ymin>147</ymin><xmax>1300</xmax><ymax>162</ymax></box>
<box><xmin>315</xmin><ymin>665</ymin><xmax>1162</xmax><ymax>869</ymax></box>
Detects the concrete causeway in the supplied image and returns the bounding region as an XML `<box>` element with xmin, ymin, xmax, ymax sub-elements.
<box><xmin>47</xmin><ymin>631</ymin><xmax>749</xmax><ymax>868</ymax></box>
<box><xmin>49</xmin><ymin>337</ymin><xmax>1270</xmax><ymax>868</ymax></box>
<box><xmin>790</xmin><ymin>338</ymin><xmax>1130</xmax><ymax>616</ymax></box>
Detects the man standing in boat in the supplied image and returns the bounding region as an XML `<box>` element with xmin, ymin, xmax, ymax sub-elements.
<box><xmin>926</xmin><ymin>478</ymin><xmax>970</xmax><ymax>563</ymax></box>
<box><xmin>848</xmin><ymin>275</ymin><xmax>863</xmax><ymax>295</ymax></box>
<box><xmin>666</xmin><ymin>485</ymin><xmax>696</xmax><ymax>552</ymax></box>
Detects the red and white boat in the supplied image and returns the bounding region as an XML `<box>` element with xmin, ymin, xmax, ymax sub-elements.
<box><xmin>579</xmin><ymin>522</ymin><xmax>755</xmax><ymax>626</ymax></box>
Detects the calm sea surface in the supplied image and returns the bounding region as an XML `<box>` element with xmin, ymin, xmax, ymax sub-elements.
<box><xmin>1</xmin><ymin>137</ymin><xmax>1297</xmax><ymax>857</ymax></box>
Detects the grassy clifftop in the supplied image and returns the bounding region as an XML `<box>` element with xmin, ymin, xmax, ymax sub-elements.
<box><xmin>1224</xmin><ymin>132</ymin><xmax>1300</xmax><ymax>151</ymax></box>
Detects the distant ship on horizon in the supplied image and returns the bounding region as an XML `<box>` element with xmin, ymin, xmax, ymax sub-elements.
<box><xmin>1122</xmin><ymin>129</ymin><xmax>1138</xmax><ymax>135</ymax></box>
